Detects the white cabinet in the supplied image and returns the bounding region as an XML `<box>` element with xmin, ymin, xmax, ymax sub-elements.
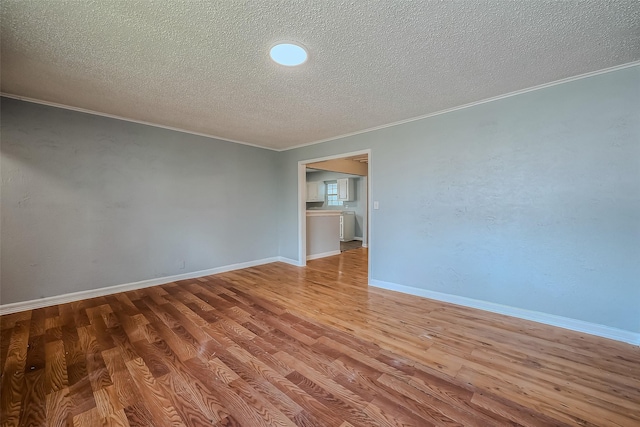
<box><xmin>337</xmin><ymin>178</ymin><xmax>355</xmax><ymax>201</ymax></box>
<box><xmin>306</xmin><ymin>181</ymin><xmax>325</xmax><ymax>202</ymax></box>
<box><xmin>340</xmin><ymin>212</ymin><xmax>355</xmax><ymax>242</ymax></box>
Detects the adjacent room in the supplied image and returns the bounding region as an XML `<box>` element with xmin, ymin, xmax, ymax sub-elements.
<box><xmin>305</xmin><ymin>154</ymin><xmax>369</xmax><ymax>258</ymax></box>
<box><xmin>1</xmin><ymin>1</ymin><xmax>639</xmax><ymax>426</ymax></box>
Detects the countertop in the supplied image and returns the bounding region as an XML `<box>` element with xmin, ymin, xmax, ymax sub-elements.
<box><xmin>306</xmin><ymin>210</ymin><xmax>342</xmax><ymax>216</ymax></box>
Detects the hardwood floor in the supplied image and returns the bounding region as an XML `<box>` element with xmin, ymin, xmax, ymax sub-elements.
<box><xmin>1</xmin><ymin>248</ymin><xmax>639</xmax><ymax>426</ymax></box>
<box><xmin>340</xmin><ymin>240</ymin><xmax>362</xmax><ymax>252</ymax></box>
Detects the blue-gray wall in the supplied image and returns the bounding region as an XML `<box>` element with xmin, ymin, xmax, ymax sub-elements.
<box><xmin>1</xmin><ymin>98</ymin><xmax>280</xmax><ymax>304</ymax></box>
<box><xmin>279</xmin><ymin>66</ymin><xmax>640</xmax><ymax>333</ymax></box>
<box><xmin>2</xmin><ymin>66</ymin><xmax>638</xmax><ymax>334</ymax></box>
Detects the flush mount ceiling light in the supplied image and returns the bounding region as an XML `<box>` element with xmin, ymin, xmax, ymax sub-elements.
<box><xmin>269</xmin><ymin>43</ymin><xmax>308</xmax><ymax>66</ymax></box>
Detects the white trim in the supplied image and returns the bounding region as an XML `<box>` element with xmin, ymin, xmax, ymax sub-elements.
<box><xmin>3</xmin><ymin>62</ymin><xmax>638</xmax><ymax>153</ymax></box>
<box><xmin>0</xmin><ymin>257</ymin><xmax>280</xmax><ymax>315</ymax></box>
<box><xmin>369</xmin><ymin>279</ymin><xmax>640</xmax><ymax>346</ymax></box>
<box><xmin>277</xmin><ymin>256</ymin><xmax>305</xmax><ymax>267</ymax></box>
<box><xmin>0</xmin><ymin>93</ymin><xmax>278</xmax><ymax>152</ymax></box>
<box><xmin>306</xmin><ymin>250</ymin><xmax>341</xmax><ymax>261</ymax></box>
<box><xmin>301</xmin><ymin>149</ymin><xmax>373</xmax><ymax>164</ymax></box>
<box><xmin>298</xmin><ymin>163</ymin><xmax>307</xmax><ymax>266</ymax></box>
<box><xmin>298</xmin><ymin>149</ymin><xmax>372</xmax><ymax>279</ymax></box>
<box><xmin>362</xmin><ymin>244</ymin><xmax>368</xmax><ymax>248</ymax></box>
<box><xmin>281</xmin><ymin>61</ymin><xmax>640</xmax><ymax>151</ymax></box>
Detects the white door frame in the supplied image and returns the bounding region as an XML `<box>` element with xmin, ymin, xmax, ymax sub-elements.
<box><xmin>297</xmin><ymin>149</ymin><xmax>372</xmax><ymax>280</ymax></box>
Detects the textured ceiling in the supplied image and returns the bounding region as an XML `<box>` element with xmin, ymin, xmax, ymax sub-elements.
<box><xmin>2</xmin><ymin>1</ymin><xmax>639</xmax><ymax>150</ymax></box>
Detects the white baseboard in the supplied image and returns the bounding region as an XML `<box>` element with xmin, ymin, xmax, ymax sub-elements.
<box><xmin>369</xmin><ymin>279</ymin><xmax>639</xmax><ymax>346</ymax></box>
<box><xmin>362</xmin><ymin>244</ymin><xmax>368</xmax><ymax>248</ymax></box>
<box><xmin>277</xmin><ymin>256</ymin><xmax>304</xmax><ymax>267</ymax></box>
<box><xmin>0</xmin><ymin>257</ymin><xmax>281</xmax><ymax>315</ymax></box>
<box><xmin>307</xmin><ymin>250</ymin><xmax>341</xmax><ymax>261</ymax></box>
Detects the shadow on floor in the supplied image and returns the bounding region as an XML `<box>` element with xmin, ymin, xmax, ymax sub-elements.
<box><xmin>340</xmin><ymin>240</ymin><xmax>362</xmax><ymax>252</ymax></box>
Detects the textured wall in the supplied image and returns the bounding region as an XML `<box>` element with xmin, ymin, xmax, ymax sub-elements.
<box><xmin>1</xmin><ymin>98</ymin><xmax>280</xmax><ymax>304</ymax></box>
<box><xmin>2</xmin><ymin>67</ymin><xmax>638</xmax><ymax>333</ymax></box>
<box><xmin>279</xmin><ymin>66</ymin><xmax>640</xmax><ymax>333</ymax></box>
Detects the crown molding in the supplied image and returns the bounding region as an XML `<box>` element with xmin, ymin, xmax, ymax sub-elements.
<box><xmin>0</xmin><ymin>93</ymin><xmax>279</xmax><ymax>152</ymax></box>
<box><xmin>281</xmin><ymin>61</ymin><xmax>640</xmax><ymax>151</ymax></box>
<box><xmin>2</xmin><ymin>61</ymin><xmax>638</xmax><ymax>152</ymax></box>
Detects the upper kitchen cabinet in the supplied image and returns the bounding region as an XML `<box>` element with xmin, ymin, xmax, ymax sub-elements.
<box><xmin>306</xmin><ymin>181</ymin><xmax>325</xmax><ymax>202</ymax></box>
<box><xmin>337</xmin><ymin>178</ymin><xmax>355</xmax><ymax>201</ymax></box>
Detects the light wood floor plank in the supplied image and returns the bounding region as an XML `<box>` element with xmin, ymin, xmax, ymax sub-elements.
<box><xmin>1</xmin><ymin>248</ymin><xmax>639</xmax><ymax>426</ymax></box>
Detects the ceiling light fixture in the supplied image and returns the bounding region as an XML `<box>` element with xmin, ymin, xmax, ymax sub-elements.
<box><xmin>269</xmin><ymin>43</ymin><xmax>308</xmax><ymax>66</ymax></box>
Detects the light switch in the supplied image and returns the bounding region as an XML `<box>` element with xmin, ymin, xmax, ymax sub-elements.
<box><xmin>374</xmin><ymin>201</ymin><xmax>379</xmax><ymax>210</ymax></box>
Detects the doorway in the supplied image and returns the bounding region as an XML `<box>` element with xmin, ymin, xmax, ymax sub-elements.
<box><xmin>297</xmin><ymin>149</ymin><xmax>371</xmax><ymax>280</ymax></box>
